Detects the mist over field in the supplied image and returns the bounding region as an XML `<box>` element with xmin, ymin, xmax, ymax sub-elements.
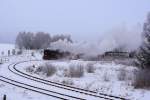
<box><xmin>0</xmin><ymin>23</ymin><xmax>142</xmax><ymax>56</ymax></box>
<box><xmin>0</xmin><ymin>0</ymin><xmax>148</xmax><ymax>57</ymax></box>
<box><xmin>0</xmin><ymin>0</ymin><xmax>149</xmax><ymax>47</ymax></box>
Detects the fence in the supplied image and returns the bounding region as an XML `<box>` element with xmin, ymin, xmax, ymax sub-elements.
<box><xmin>0</xmin><ymin>58</ymin><xmax>9</xmax><ymax>64</ymax></box>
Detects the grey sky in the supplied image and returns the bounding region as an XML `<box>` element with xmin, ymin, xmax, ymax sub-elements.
<box><xmin>0</xmin><ymin>0</ymin><xmax>150</xmax><ymax>43</ymax></box>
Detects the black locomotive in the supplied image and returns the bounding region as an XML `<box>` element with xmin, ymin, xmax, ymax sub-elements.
<box><xmin>43</xmin><ymin>49</ymin><xmax>70</xmax><ymax>60</ymax></box>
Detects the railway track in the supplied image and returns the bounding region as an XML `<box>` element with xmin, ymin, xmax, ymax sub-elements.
<box><xmin>0</xmin><ymin>63</ymin><xmax>87</xmax><ymax>100</ymax></box>
<box><xmin>9</xmin><ymin>60</ymin><xmax>127</xmax><ymax>100</ymax></box>
<box><xmin>0</xmin><ymin>76</ymin><xmax>70</xmax><ymax>100</ymax></box>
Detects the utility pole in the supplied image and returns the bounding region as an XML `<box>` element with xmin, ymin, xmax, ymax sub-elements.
<box><xmin>3</xmin><ymin>94</ymin><xmax>6</xmax><ymax>100</ymax></box>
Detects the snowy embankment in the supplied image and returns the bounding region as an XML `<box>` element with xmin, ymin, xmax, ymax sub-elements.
<box><xmin>15</xmin><ymin>60</ymin><xmax>150</xmax><ymax>100</ymax></box>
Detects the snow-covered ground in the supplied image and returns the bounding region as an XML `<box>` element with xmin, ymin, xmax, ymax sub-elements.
<box><xmin>0</xmin><ymin>81</ymin><xmax>53</xmax><ymax>100</ymax></box>
<box><xmin>0</xmin><ymin>44</ymin><xmax>150</xmax><ymax>100</ymax></box>
<box><xmin>0</xmin><ymin>59</ymin><xmax>109</xmax><ymax>100</ymax></box>
<box><xmin>0</xmin><ymin>56</ymin><xmax>50</xmax><ymax>100</ymax></box>
<box><xmin>0</xmin><ymin>43</ymin><xmax>15</xmax><ymax>56</ymax></box>
<box><xmin>17</xmin><ymin>60</ymin><xmax>150</xmax><ymax>100</ymax></box>
<box><xmin>0</xmin><ymin>43</ymin><xmax>47</xmax><ymax>100</ymax></box>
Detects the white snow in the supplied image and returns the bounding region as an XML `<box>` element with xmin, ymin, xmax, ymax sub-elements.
<box><xmin>0</xmin><ymin>43</ymin><xmax>15</xmax><ymax>56</ymax></box>
<box><xmin>16</xmin><ymin>60</ymin><xmax>149</xmax><ymax>100</ymax></box>
<box><xmin>0</xmin><ymin>81</ymin><xmax>54</xmax><ymax>100</ymax></box>
<box><xmin>0</xmin><ymin>44</ymin><xmax>150</xmax><ymax>100</ymax></box>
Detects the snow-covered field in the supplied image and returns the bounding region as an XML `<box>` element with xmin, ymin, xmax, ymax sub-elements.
<box><xmin>16</xmin><ymin>60</ymin><xmax>150</xmax><ymax>100</ymax></box>
<box><xmin>0</xmin><ymin>44</ymin><xmax>150</xmax><ymax>100</ymax></box>
<box><xmin>0</xmin><ymin>43</ymin><xmax>15</xmax><ymax>56</ymax></box>
<box><xmin>0</xmin><ymin>80</ymin><xmax>53</xmax><ymax>100</ymax></box>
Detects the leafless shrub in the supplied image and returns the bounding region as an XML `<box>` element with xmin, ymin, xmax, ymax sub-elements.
<box><xmin>35</xmin><ymin>66</ymin><xmax>43</xmax><ymax>73</ymax></box>
<box><xmin>16</xmin><ymin>32</ymin><xmax>51</xmax><ymax>49</ymax></box>
<box><xmin>63</xmin><ymin>68</ymin><xmax>69</xmax><ymax>77</ymax></box>
<box><xmin>45</xmin><ymin>63</ymin><xmax>57</xmax><ymax>76</ymax></box>
<box><xmin>133</xmin><ymin>69</ymin><xmax>150</xmax><ymax>88</ymax></box>
<box><xmin>17</xmin><ymin>50</ymin><xmax>23</xmax><ymax>55</ymax></box>
<box><xmin>26</xmin><ymin>65</ymin><xmax>35</xmax><ymax>73</ymax></box>
<box><xmin>66</xmin><ymin>64</ymin><xmax>84</xmax><ymax>78</ymax></box>
<box><xmin>86</xmin><ymin>63</ymin><xmax>95</xmax><ymax>73</ymax></box>
<box><xmin>118</xmin><ymin>68</ymin><xmax>126</xmax><ymax>81</ymax></box>
<box><xmin>103</xmin><ymin>72</ymin><xmax>110</xmax><ymax>82</ymax></box>
<box><xmin>35</xmin><ymin>63</ymin><xmax>57</xmax><ymax>77</ymax></box>
<box><xmin>84</xmin><ymin>82</ymin><xmax>94</xmax><ymax>90</ymax></box>
<box><xmin>61</xmin><ymin>79</ymin><xmax>74</xmax><ymax>85</ymax></box>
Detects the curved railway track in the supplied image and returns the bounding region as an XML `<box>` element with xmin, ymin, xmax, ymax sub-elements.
<box><xmin>0</xmin><ymin>76</ymin><xmax>72</xmax><ymax>100</ymax></box>
<box><xmin>0</xmin><ymin>63</ymin><xmax>87</xmax><ymax>100</ymax></box>
<box><xmin>9</xmin><ymin>60</ymin><xmax>128</xmax><ymax>100</ymax></box>
<box><xmin>0</xmin><ymin>58</ymin><xmax>129</xmax><ymax>100</ymax></box>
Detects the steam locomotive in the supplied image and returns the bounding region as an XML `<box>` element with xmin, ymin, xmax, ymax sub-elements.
<box><xmin>43</xmin><ymin>49</ymin><xmax>70</xmax><ymax>60</ymax></box>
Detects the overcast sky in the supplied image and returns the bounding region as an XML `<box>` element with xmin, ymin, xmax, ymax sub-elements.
<box><xmin>0</xmin><ymin>0</ymin><xmax>150</xmax><ymax>43</ymax></box>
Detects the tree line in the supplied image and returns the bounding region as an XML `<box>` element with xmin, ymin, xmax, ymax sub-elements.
<box><xmin>15</xmin><ymin>32</ymin><xmax>72</xmax><ymax>49</ymax></box>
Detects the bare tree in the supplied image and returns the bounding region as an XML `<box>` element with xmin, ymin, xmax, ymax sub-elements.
<box><xmin>15</xmin><ymin>32</ymin><xmax>25</xmax><ymax>49</ymax></box>
<box><xmin>33</xmin><ymin>32</ymin><xmax>51</xmax><ymax>49</ymax></box>
<box><xmin>16</xmin><ymin>32</ymin><xmax>34</xmax><ymax>49</ymax></box>
<box><xmin>16</xmin><ymin>32</ymin><xmax>51</xmax><ymax>49</ymax></box>
<box><xmin>52</xmin><ymin>34</ymin><xmax>72</xmax><ymax>43</ymax></box>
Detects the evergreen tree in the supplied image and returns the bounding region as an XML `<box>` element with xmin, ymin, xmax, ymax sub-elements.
<box><xmin>136</xmin><ymin>12</ymin><xmax>150</xmax><ymax>69</ymax></box>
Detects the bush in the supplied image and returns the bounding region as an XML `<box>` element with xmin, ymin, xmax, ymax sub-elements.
<box><xmin>12</xmin><ymin>49</ymin><xmax>16</xmax><ymax>55</ymax></box>
<box><xmin>117</xmin><ymin>68</ymin><xmax>126</xmax><ymax>81</ymax></box>
<box><xmin>26</xmin><ymin>65</ymin><xmax>34</xmax><ymax>73</ymax></box>
<box><xmin>44</xmin><ymin>63</ymin><xmax>57</xmax><ymax>76</ymax></box>
<box><xmin>61</xmin><ymin>79</ymin><xmax>74</xmax><ymax>85</ymax></box>
<box><xmin>35</xmin><ymin>63</ymin><xmax>57</xmax><ymax>77</ymax></box>
<box><xmin>86</xmin><ymin>63</ymin><xmax>95</xmax><ymax>73</ymax></box>
<box><xmin>67</xmin><ymin>64</ymin><xmax>84</xmax><ymax>78</ymax></box>
<box><xmin>35</xmin><ymin>66</ymin><xmax>43</xmax><ymax>73</ymax></box>
<box><xmin>15</xmin><ymin>32</ymin><xmax>51</xmax><ymax>49</ymax></box>
<box><xmin>17</xmin><ymin>50</ymin><xmax>23</xmax><ymax>55</ymax></box>
<box><xmin>133</xmin><ymin>69</ymin><xmax>150</xmax><ymax>88</ymax></box>
<box><xmin>63</xmin><ymin>68</ymin><xmax>69</xmax><ymax>77</ymax></box>
<box><xmin>103</xmin><ymin>72</ymin><xmax>110</xmax><ymax>82</ymax></box>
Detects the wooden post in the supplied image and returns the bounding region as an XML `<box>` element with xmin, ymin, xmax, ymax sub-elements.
<box><xmin>8</xmin><ymin>50</ymin><xmax>10</xmax><ymax>56</ymax></box>
<box><xmin>3</xmin><ymin>94</ymin><xmax>6</xmax><ymax>100</ymax></box>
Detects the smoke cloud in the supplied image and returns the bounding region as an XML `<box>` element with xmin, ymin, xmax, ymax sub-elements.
<box><xmin>100</xmin><ymin>24</ymin><xmax>142</xmax><ymax>52</ymax></box>
<box><xmin>50</xmin><ymin>24</ymin><xmax>142</xmax><ymax>56</ymax></box>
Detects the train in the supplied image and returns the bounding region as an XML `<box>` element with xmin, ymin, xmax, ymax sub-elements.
<box><xmin>43</xmin><ymin>49</ymin><xmax>136</xmax><ymax>60</ymax></box>
<box><xmin>43</xmin><ymin>49</ymin><xmax>70</xmax><ymax>60</ymax></box>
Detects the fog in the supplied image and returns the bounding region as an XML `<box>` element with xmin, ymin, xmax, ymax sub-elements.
<box><xmin>0</xmin><ymin>0</ymin><xmax>148</xmax><ymax>55</ymax></box>
<box><xmin>0</xmin><ymin>0</ymin><xmax>149</xmax><ymax>43</ymax></box>
<box><xmin>0</xmin><ymin>23</ymin><xmax>143</xmax><ymax>56</ymax></box>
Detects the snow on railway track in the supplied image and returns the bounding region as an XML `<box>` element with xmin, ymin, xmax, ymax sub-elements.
<box><xmin>0</xmin><ymin>76</ymin><xmax>70</xmax><ymax>100</ymax></box>
<box><xmin>0</xmin><ymin>63</ymin><xmax>87</xmax><ymax>100</ymax></box>
<box><xmin>6</xmin><ymin>62</ymin><xmax>109</xmax><ymax>100</ymax></box>
<box><xmin>7</xmin><ymin>60</ymin><xmax>127</xmax><ymax>100</ymax></box>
